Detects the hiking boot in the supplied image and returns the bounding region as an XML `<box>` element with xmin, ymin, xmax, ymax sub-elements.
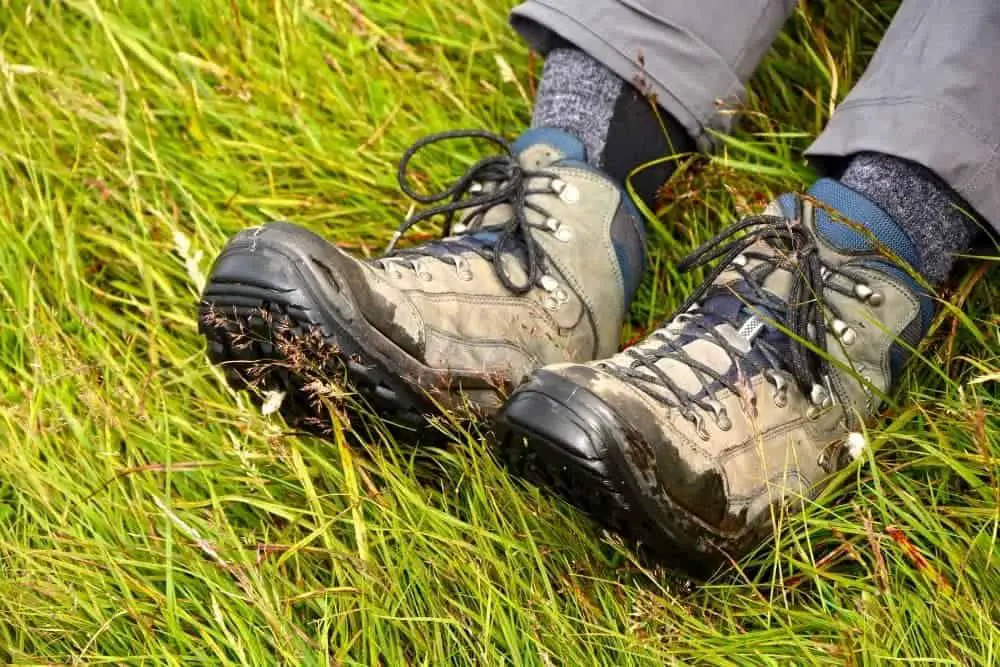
<box><xmin>198</xmin><ymin>128</ymin><xmax>645</xmax><ymax>431</ymax></box>
<box><xmin>497</xmin><ymin>178</ymin><xmax>934</xmax><ymax>570</ymax></box>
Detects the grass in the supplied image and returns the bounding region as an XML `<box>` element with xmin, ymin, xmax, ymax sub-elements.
<box><xmin>0</xmin><ymin>0</ymin><xmax>998</xmax><ymax>663</ymax></box>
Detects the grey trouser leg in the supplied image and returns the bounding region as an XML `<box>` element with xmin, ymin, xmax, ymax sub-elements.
<box><xmin>510</xmin><ymin>0</ymin><xmax>797</xmax><ymax>152</ymax></box>
<box><xmin>807</xmin><ymin>0</ymin><xmax>1000</xmax><ymax>232</ymax></box>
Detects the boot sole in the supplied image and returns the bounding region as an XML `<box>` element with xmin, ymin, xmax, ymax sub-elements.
<box><xmin>198</xmin><ymin>222</ymin><xmax>436</xmax><ymax>433</ymax></box>
<box><xmin>497</xmin><ymin>370</ymin><xmax>723</xmax><ymax>574</ymax></box>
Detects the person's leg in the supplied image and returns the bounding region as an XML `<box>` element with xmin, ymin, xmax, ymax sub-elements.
<box><xmin>808</xmin><ymin>0</ymin><xmax>1000</xmax><ymax>285</ymax></box>
<box><xmin>499</xmin><ymin>2</ymin><xmax>998</xmax><ymax>572</ymax></box>
<box><xmin>511</xmin><ymin>0</ymin><xmax>798</xmax><ymax>206</ymax></box>
<box><xmin>528</xmin><ymin>46</ymin><xmax>695</xmax><ymax>209</ymax></box>
<box><xmin>512</xmin><ymin>0</ymin><xmax>799</xmax><ymax>151</ymax></box>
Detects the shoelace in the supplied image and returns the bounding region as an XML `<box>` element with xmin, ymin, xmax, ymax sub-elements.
<box><xmin>606</xmin><ymin>200</ymin><xmax>883</xmax><ymax>435</ymax></box>
<box><xmin>381</xmin><ymin>129</ymin><xmax>572</xmax><ymax>293</ymax></box>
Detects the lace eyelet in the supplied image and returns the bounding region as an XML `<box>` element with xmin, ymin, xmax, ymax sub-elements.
<box><xmin>832</xmin><ymin>319</ymin><xmax>857</xmax><ymax>346</ymax></box>
<box><xmin>716</xmin><ymin>413</ymin><xmax>732</xmax><ymax>432</ymax></box>
<box><xmin>854</xmin><ymin>283</ymin><xmax>884</xmax><ymax>306</ymax></box>
<box><xmin>553</xmin><ymin>288</ymin><xmax>569</xmax><ymax>304</ymax></box>
<box><xmin>543</xmin><ymin>296</ymin><xmax>559</xmax><ymax>311</ymax></box>
<box><xmin>554</xmin><ymin>226</ymin><xmax>572</xmax><ymax>242</ymax></box>
<box><xmin>809</xmin><ymin>383</ymin><xmax>832</xmax><ymax>408</ymax></box>
<box><xmin>379</xmin><ymin>261</ymin><xmax>405</xmax><ymax>281</ymax></box>
<box><xmin>539</xmin><ymin>275</ymin><xmax>559</xmax><ymax>292</ymax></box>
<box><xmin>418</xmin><ymin>272</ymin><xmax>433</xmax><ymax>282</ymax></box>
<box><xmin>551</xmin><ymin>178</ymin><xmax>580</xmax><ymax>204</ymax></box>
<box><xmin>683</xmin><ymin>412</ymin><xmax>711</xmax><ymax>440</ymax></box>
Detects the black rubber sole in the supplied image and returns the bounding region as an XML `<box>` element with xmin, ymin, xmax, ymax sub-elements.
<box><xmin>198</xmin><ymin>222</ymin><xmax>430</xmax><ymax>434</ymax></box>
<box><xmin>497</xmin><ymin>370</ymin><xmax>719</xmax><ymax>575</ymax></box>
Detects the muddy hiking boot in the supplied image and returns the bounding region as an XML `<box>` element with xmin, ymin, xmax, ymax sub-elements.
<box><xmin>198</xmin><ymin>128</ymin><xmax>646</xmax><ymax>431</ymax></box>
<box><xmin>498</xmin><ymin>179</ymin><xmax>935</xmax><ymax>572</ymax></box>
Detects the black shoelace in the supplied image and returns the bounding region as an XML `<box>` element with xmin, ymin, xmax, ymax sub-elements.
<box><xmin>608</xmin><ymin>204</ymin><xmax>871</xmax><ymax>426</ymax></box>
<box><xmin>385</xmin><ymin>129</ymin><xmax>561</xmax><ymax>293</ymax></box>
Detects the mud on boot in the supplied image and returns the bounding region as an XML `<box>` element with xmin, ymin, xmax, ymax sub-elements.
<box><xmin>498</xmin><ymin>179</ymin><xmax>934</xmax><ymax>572</ymax></box>
<box><xmin>198</xmin><ymin>128</ymin><xmax>646</xmax><ymax>433</ymax></box>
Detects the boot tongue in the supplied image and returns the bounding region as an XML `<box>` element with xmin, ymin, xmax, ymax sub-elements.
<box><xmin>459</xmin><ymin>128</ymin><xmax>587</xmax><ymax>251</ymax></box>
<box><xmin>392</xmin><ymin>129</ymin><xmax>587</xmax><ymax>291</ymax></box>
<box><xmin>625</xmin><ymin>181</ymin><xmax>925</xmax><ymax>403</ymax></box>
<box><xmin>703</xmin><ymin>179</ymin><xmax>922</xmax><ymax>346</ymax></box>
<box><xmin>510</xmin><ymin>127</ymin><xmax>588</xmax><ymax>168</ymax></box>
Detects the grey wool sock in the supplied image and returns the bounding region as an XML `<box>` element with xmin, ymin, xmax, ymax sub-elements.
<box><xmin>531</xmin><ymin>47</ymin><xmax>624</xmax><ymax>166</ymax></box>
<box><xmin>840</xmin><ymin>152</ymin><xmax>978</xmax><ymax>286</ymax></box>
<box><xmin>531</xmin><ymin>47</ymin><xmax>694</xmax><ymax>209</ymax></box>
